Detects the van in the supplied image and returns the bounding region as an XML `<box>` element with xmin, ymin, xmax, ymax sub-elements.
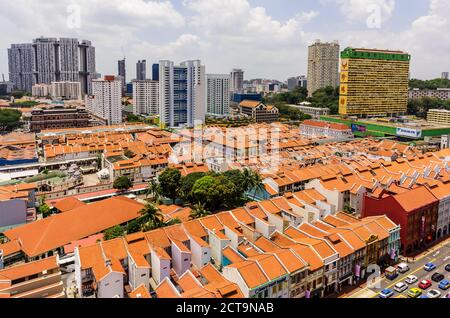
<box><xmin>397</xmin><ymin>263</ymin><xmax>409</xmax><ymax>273</ymax></box>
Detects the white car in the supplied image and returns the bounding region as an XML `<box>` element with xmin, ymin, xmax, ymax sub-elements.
<box><xmin>397</xmin><ymin>263</ymin><xmax>409</xmax><ymax>273</ymax></box>
<box><xmin>427</xmin><ymin>289</ymin><xmax>441</xmax><ymax>298</ymax></box>
<box><xmin>405</xmin><ymin>275</ymin><xmax>418</xmax><ymax>284</ymax></box>
<box><xmin>394</xmin><ymin>282</ymin><xmax>408</xmax><ymax>293</ymax></box>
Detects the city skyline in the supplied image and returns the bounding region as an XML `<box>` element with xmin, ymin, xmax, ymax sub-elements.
<box><xmin>0</xmin><ymin>0</ymin><xmax>449</xmax><ymax>82</ymax></box>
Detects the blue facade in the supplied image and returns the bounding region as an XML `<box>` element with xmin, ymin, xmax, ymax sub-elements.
<box><xmin>126</xmin><ymin>83</ymin><xmax>133</xmax><ymax>94</ymax></box>
<box><xmin>0</xmin><ymin>158</ymin><xmax>38</xmax><ymax>167</ymax></box>
<box><xmin>232</xmin><ymin>93</ymin><xmax>262</xmax><ymax>104</ymax></box>
<box><xmin>173</xmin><ymin>67</ymin><xmax>188</xmax><ymax>126</ymax></box>
<box><xmin>152</xmin><ymin>63</ymin><xmax>159</xmax><ymax>81</ymax></box>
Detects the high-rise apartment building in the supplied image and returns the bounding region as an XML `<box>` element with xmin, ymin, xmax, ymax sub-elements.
<box><xmin>442</xmin><ymin>72</ymin><xmax>449</xmax><ymax>80</ymax></box>
<box><xmin>339</xmin><ymin>47</ymin><xmax>411</xmax><ymax>117</ymax></box>
<box><xmin>206</xmin><ymin>74</ymin><xmax>231</xmax><ymax>117</ymax></box>
<box><xmin>307</xmin><ymin>40</ymin><xmax>340</xmax><ymax>97</ymax></box>
<box><xmin>132</xmin><ymin>80</ymin><xmax>159</xmax><ymax>116</ymax></box>
<box><xmin>51</xmin><ymin>81</ymin><xmax>82</xmax><ymax>100</ymax></box>
<box><xmin>86</xmin><ymin>76</ymin><xmax>122</xmax><ymax>125</ymax></box>
<box><xmin>118</xmin><ymin>58</ymin><xmax>126</xmax><ymax>95</ymax></box>
<box><xmin>158</xmin><ymin>60</ymin><xmax>206</xmax><ymax>127</ymax></box>
<box><xmin>136</xmin><ymin>60</ymin><xmax>147</xmax><ymax>81</ymax></box>
<box><xmin>8</xmin><ymin>37</ymin><xmax>96</xmax><ymax>95</ymax></box>
<box><xmin>230</xmin><ymin>69</ymin><xmax>244</xmax><ymax>92</ymax></box>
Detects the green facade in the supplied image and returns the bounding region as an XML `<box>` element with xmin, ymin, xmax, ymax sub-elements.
<box><xmin>341</xmin><ymin>47</ymin><xmax>411</xmax><ymax>62</ymax></box>
<box><xmin>320</xmin><ymin>116</ymin><xmax>450</xmax><ymax>139</ymax></box>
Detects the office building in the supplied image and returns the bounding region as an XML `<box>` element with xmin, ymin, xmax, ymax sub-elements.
<box><xmin>307</xmin><ymin>40</ymin><xmax>340</xmax><ymax>97</ymax></box>
<box><xmin>290</xmin><ymin>104</ymin><xmax>330</xmax><ymax>119</ymax></box>
<box><xmin>427</xmin><ymin>109</ymin><xmax>450</xmax><ymax>125</ymax></box>
<box><xmin>230</xmin><ymin>69</ymin><xmax>244</xmax><ymax>92</ymax></box>
<box><xmin>0</xmin><ymin>80</ymin><xmax>13</xmax><ymax>95</ymax></box>
<box><xmin>152</xmin><ymin>63</ymin><xmax>159</xmax><ymax>81</ymax></box>
<box><xmin>8</xmin><ymin>38</ymin><xmax>96</xmax><ymax>95</ymax></box>
<box><xmin>206</xmin><ymin>74</ymin><xmax>231</xmax><ymax>117</ymax></box>
<box><xmin>86</xmin><ymin>76</ymin><xmax>122</xmax><ymax>125</ymax></box>
<box><xmin>118</xmin><ymin>58</ymin><xmax>126</xmax><ymax>96</ymax></box>
<box><xmin>158</xmin><ymin>60</ymin><xmax>206</xmax><ymax>127</ymax></box>
<box><xmin>442</xmin><ymin>72</ymin><xmax>449</xmax><ymax>80</ymax></box>
<box><xmin>136</xmin><ymin>60</ymin><xmax>146</xmax><ymax>81</ymax></box>
<box><xmin>339</xmin><ymin>47</ymin><xmax>411</xmax><ymax>117</ymax></box>
<box><xmin>51</xmin><ymin>81</ymin><xmax>81</xmax><ymax>100</ymax></box>
<box><xmin>132</xmin><ymin>80</ymin><xmax>159</xmax><ymax>116</ymax></box>
<box><xmin>409</xmin><ymin>88</ymin><xmax>450</xmax><ymax>100</ymax></box>
<box><xmin>287</xmin><ymin>76</ymin><xmax>307</xmax><ymax>91</ymax></box>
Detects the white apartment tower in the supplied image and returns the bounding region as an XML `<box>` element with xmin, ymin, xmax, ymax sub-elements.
<box><xmin>307</xmin><ymin>40</ymin><xmax>340</xmax><ymax>97</ymax></box>
<box><xmin>132</xmin><ymin>80</ymin><xmax>159</xmax><ymax>116</ymax></box>
<box><xmin>51</xmin><ymin>81</ymin><xmax>82</xmax><ymax>100</ymax></box>
<box><xmin>158</xmin><ymin>60</ymin><xmax>206</xmax><ymax>128</ymax></box>
<box><xmin>87</xmin><ymin>76</ymin><xmax>122</xmax><ymax>125</ymax></box>
<box><xmin>230</xmin><ymin>69</ymin><xmax>244</xmax><ymax>92</ymax></box>
<box><xmin>206</xmin><ymin>74</ymin><xmax>231</xmax><ymax>117</ymax></box>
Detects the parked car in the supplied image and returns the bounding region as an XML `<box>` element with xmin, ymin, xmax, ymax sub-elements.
<box><xmin>394</xmin><ymin>282</ymin><xmax>408</xmax><ymax>293</ymax></box>
<box><xmin>431</xmin><ymin>272</ymin><xmax>445</xmax><ymax>282</ymax></box>
<box><xmin>379</xmin><ymin>288</ymin><xmax>394</xmax><ymax>298</ymax></box>
<box><xmin>438</xmin><ymin>279</ymin><xmax>450</xmax><ymax>290</ymax></box>
<box><xmin>426</xmin><ymin>289</ymin><xmax>441</xmax><ymax>298</ymax></box>
<box><xmin>407</xmin><ymin>288</ymin><xmax>422</xmax><ymax>298</ymax></box>
<box><xmin>424</xmin><ymin>263</ymin><xmax>436</xmax><ymax>271</ymax></box>
<box><xmin>445</xmin><ymin>264</ymin><xmax>450</xmax><ymax>272</ymax></box>
<box><xmin>405</xmin><ymin>275</ymin><xmax>418</xmax><ymax>284</ymax></box>
<box><xmin>397</xmin><ymin>263</ymin><xmax>409</xmax><ymax>273</ymax></box>
<box><xmin>418</xmin><ymin>279</ymin><xmax>432</xmax><ymax>290</ymax></box>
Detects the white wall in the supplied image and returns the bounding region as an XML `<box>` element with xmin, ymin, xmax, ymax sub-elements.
<box><xmin>97</xmin><ymin>272</ymin><xmax>124</xmax><ymax>298</ymax></box>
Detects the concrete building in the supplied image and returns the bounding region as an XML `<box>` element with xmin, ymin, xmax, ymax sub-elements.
<box><xmin>158</xmin><ymin>60</ymin><xmax>206</xmax><ymax>128</ymax></box>
<box><xmin>442</xmin><ymin>72</ymin><xmax>449</xmax><ymax>80</ymax></box>
<box><xmin>87</xmin><ymin>76</ymin><xmax>122</xmax><ymax>125</ymax></box>
<box><xmin>51</xmin><ymin>81</ymin><xmax>81</xmax><ymax>100</ymax></box>
<box><xmin>300</xmin><ymin>120</ymin><xmax>353</xmax><ymax>138</ymax></box>
<box><xmin>31</xmin><ymin>84</ymin><xmax>51</xmax><ymax>97</ymax></box>
<box><xmin>427</xmin><ymin>109</ymin><xmax>450</xmax><ymax>125</ymax></box>
<box><xmin>409</xmin><ymin>88</ymin><xmax>450</xmax><ymax>100</ymax></box>
<box><xmin>339</xmin><ymin>47</ymin><xmax>411</xmax><ymax>117</ymax></box>
<box><xmin>307</xmin><ymin>40</ymin><xmax>340</xmax><ymax>97</ymax></box>
<box><xmin>118</xmin><ymin>58</ymin><xmax>126</xmax><ymax>96</ymax></box>
<box><xmin>230</xmin><ymin>69</ymin><xmax>244</xmax><ymax>93</ymax></box>
<box><xmin>136</xmin><ymin>60</ymin><xmax>147</xmax><ymax>81</ymax></box>
<box><xmin>29</xmin><ymin>106</ymin><xmax>90</xmax><ymax>132</ymax></box>
<box><xmin>238</xmin><ymin>100</ymin><xmax>279</xmax><ymax>123</ymax></box>
<box><xmin>287</xmin><ymin>76</ymin><xmax>307</xmax><ymax>91</ymax></box>
<box><xmin>289</xmin><ymin>104</ymin><xmax>330</xmax><ymax>119</ymax></box>
<box><xmin>206</xmin><ymin>74</ymin><xmax>231</xmax><ymax>117</ymax></box>
<box><xmin>8</xmin><ymin>38</ymin><xmax>96</xmax><ymax>95</ymax></box>
<box><xmin>152</xmin><ymin>63</ymin><xmax>159</xmax><ymax>81</ymax></box>
<box><xmin>132</xmin><ymin>80</ymin><xmax>159</xmax><ymax>116</ymax></box>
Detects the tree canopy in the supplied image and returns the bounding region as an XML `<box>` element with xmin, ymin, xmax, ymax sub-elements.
<box><xmin>104</xmin><ymin>225</ymin><xmax>124</xmax><ymax>240</ymax></box>
<box><xmin>113</xmin><ymin>176</ymin><xmax>133</xmax><ymax>192</ymax></box>
<box><xmin>158</xmin><ymin>168</ymin><xmax>182</xmax><ymax>203</ymax></box>
<box><xmin>0</xmin><ymin>109</ymin><xmax>22</xmax><ymax>132</ymax></box>
<box><xmin>408</xmin><ymin>97</ymin><xmax>450</xmax><ymax>118</ymax></box>
<box><xmin>409</xmin><ymin>78</ymin><xmax>450</xmax><ymax>90</ymax></box>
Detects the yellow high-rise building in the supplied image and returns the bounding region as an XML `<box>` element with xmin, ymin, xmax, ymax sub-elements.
<box><xmin>339</xmin><ymin>47</ymin><xmax>411</xmax><ymax>117</ymax></box>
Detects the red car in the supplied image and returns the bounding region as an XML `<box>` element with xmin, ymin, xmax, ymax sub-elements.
<box><xmin>418</xmin><ymin>279</ymin><xmax>432</xmax><ymax>290</ymax></box>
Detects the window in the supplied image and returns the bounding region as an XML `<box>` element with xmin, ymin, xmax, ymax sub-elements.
<box><xmin>141</xmin><ymin>273</ymin><xmax>146</xmax><ymax>277</ymax></box>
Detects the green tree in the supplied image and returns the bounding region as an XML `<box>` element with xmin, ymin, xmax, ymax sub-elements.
<box><xmin>164</xmin><ymin>218</ymin><xmax>182</xmax><ymax>227</ymax></box>
<box><xmin>139</xmin><ymin>203</ymin><xmax>165</xmax><ymax>231</ymax></box>
<box><xmin>191</xmin><ymin>176</ymin><xmax>222</xmax><ymax>211</ymax></box>
<box><xmin>113</xmin><ymin>176</ymin><xmax>133</xmax><ymax>192</ymax></box>
<box><xmin>189</xmin><ymin>203</ymin><xmax>211</xmax><ymax>220</ymax></box>
<box><xmin>126</xmin><ymin>219</ymin><xmax>141</xmax><ymax>234</ymax></box>
<box><xmin>146</xmin><ymin>178</ymin><xmax>162</xmax><ymax>203</ymax></box>
<box><xmin>104</xmin><ymin>226</ymin><xmax>124</xmax><ymax>240</ymax></box>
<box><xmin>179</xmin><ymin>172</ymin><xmax>208</xmax><ymax>203</ymax></box>
<box><xmin>308</xmin><ymin>86</ymin><xmax>340</xmax><ymax>115</ymax></box>
<box><xmin>0</xmin><ymin>109</ymin><xmax>22</xmax><ymax>132</ymax></box>
<box><xmin>158</xmin><ymin>168</ymin><xmax>182</xmax><ymax>203</ymax></box>
<box><xmin>38</xmin><ymin>203</ymin><xmax>52</xmax><ymax>218</ymax></box>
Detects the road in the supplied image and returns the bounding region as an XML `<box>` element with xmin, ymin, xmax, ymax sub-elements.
<box><xmin>346</xmin><ymin>238</ymin><xmax>450</xmax><ymax>298</ymax></box>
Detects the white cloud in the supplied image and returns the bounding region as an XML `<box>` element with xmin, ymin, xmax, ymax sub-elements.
<box><xmin>327</xmin><ymin>0</ymin><xmax>396</xmax><ymax>24</ymax></box>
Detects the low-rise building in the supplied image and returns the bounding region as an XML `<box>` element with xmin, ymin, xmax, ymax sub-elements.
<box><xmin>238</xmin><ymin>100</ymin><xmax>279</xmax><ymax>123</ymax></box>
<box><xmin>300</xmin><ymin>120</ymin><xmax>353</xmax><ymax>139</ymax></box>
<box><xmin>29</xmin><ymin>106</ymin><xmax>90</xmax><ymax>132</ymax></box>
<box><xmin>427</xmin><ymin>109</ymin><xmax>450</xmax><ymax>125</ymax></box>
<box><xmin>409</xmin><ymin>88</ymin><xmax>450</xmax><ymax>100</ymax></box>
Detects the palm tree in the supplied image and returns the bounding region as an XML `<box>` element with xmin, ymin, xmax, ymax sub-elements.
<box><xmin>146</xmin><ymin>178</ymin><xmax>161</xmax><ymax>203</ymax></box>
<box><xmin>139</xmin><ymin>203</ymin><xmax>164</xmax><ymax>231</ymax></box>
<box><xmin>242</xmin><ymin>169</ymin><xmax>263</xmax><ymax>200</ymax></box>
<box><xmin>189</xmin><ymin>203</ymin><xmax>211</xmax><ymax>220</ymax></box>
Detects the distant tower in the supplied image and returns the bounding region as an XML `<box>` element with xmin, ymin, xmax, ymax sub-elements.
<box><xmin>442</xmin><ymin>72</ymin><xmax>449</xmax><ymax>80</ymax></box>
<box><xmin>136</xmin><ymin>60</ymin><xmax>147</xmax><ymax>81</ymax></box>
<box><xmin>230</xmin><ymin>69</ymin><xmax>244</xmax><ymax>93</ymax></box>
<box><xmin>118</xmin><ymin>58</ymin><xmax>126</xmax><ymax>95</ymax></box>
<box><xmin>307</xmin><ymin>40</ymin><xmax>340</xmax><ymax>97</ymax></box>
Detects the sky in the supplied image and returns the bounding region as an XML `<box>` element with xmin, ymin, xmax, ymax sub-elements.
<box><xmin>0</xmin><ymin>0</ymin><xmax>449</xmax><ymax>81</ymax></box>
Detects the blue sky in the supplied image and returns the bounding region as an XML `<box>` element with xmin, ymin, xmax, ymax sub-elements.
<box><xmin>0</xmin><ymin>0</ymin><xmax>449</xmax><ymax>81</ymax></box>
